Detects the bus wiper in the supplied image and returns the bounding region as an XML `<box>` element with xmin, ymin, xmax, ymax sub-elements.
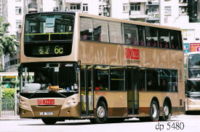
<box><xmin>49</xmin><ymin>90</ymin><xmax>67</xmax><ymax>98</ymax></box>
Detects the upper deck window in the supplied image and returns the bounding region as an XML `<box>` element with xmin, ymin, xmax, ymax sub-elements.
<box><xmin>93</xmin><ymin>19</ymin><xmax>109</xmax><ymax>42</ymax></box>
<box><xmin>80</xmin><ymin>16</ymin><xmax>182</xmax><ymax>50</ymax></box>
<box><xmin>145</xmin><ymin>27</ymin><xmax>158</xmax><ymax>47</ymax></box>
<box><xmin>159</xmin><ymin>29</ymin><xmax>170</xmax><ymax>48</ymax></box>
<box><xmin>170</xmin><ymin>30</ymin><xmax>182</xmax><ymax>50</ymax></box>
<box><xmin>109</xmin><ymin>22</ymin><xmax>123</xmax><ymax>44</ymax></box>
<box><xmin>80</xmin><ymin>17</ymin><xmax>109</xmax><ymax>43</ymax></box>
<box><xmin>124</xmin><ymin>24</ymin><xmax>138</xmax><ymax>45</ymax></box>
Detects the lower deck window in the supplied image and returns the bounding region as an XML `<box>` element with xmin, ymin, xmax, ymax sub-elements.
<box><xmin>80</xmin><ymin>65</ymin><xmax>178</xmax><ymax>92</ymax></box>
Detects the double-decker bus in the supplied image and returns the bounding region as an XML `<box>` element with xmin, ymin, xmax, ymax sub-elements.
<box><xmin>185</xmin><ymin>52</ymin><xmax>200</xmax><ymax>112</ymax></box>
<box><xmin>18</xmin><ymin>12</ymin><xmax>185</xmax><ymax>124</ymax></box>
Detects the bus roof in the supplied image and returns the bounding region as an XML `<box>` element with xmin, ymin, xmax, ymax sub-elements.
<box><xmin>25</xmin><ymin>11</ymin><xmax>182</xmax><ymax>31</ymax></box>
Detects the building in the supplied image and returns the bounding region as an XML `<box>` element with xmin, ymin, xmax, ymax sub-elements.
<box><xmin>146</xmin><ymin>0</ymin><xmax>160</xmax><ymax>23</ymax></box>
<box><xmin>159</xmin><ymin>0</ymin><xmax>200</xmax><ymax>53</ymax></box>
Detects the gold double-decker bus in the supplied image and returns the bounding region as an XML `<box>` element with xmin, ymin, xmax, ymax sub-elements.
<box><xmin>18</xmin><ymin>12</ymin><xmax>185</xmax><ymax>124</ymax></box>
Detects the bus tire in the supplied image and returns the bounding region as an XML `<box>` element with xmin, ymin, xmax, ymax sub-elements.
<box><xmin>162</xmin><ymin>102</ymin><xmax>171</xmax><ymax>121</ymax></box>
<box><xmin>42</xmin><ymin>118</ymin><xmax>57</xmax><ymax>125</ymax></box>
<box><xmin>95</xmin><ymin>101</ymin><xmax>108</xmax><ymax>123</ymax></box>
<box><xmin>139</xmin><ymin>117</ymin><xmax>150</xmax><ymax>122</ymax></box>
<box><xmin>150</xmin><ymin>100</ymin><xmax>160</xmax><ymax>121</ymax></box>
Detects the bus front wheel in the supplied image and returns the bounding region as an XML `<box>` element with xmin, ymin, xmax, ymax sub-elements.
<box><xmin>42</xmin><ymin>118</ymin><xmax>57</xmax><ymax>125</ymax></box>
<box><xmin>94</xmin><ymin>101</ymin><xmax>108</xmax><ymax>123</ymax></box>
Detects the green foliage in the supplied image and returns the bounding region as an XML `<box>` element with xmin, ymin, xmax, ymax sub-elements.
<box><xmin>2</xmin><ymin>88</ymin><xmax>16</xmax><ymax>99</ymax></box>
<box><xmin>0</xmin><ymin>16</ymin><xmax>18</xmax><ymax>56</ymax></box>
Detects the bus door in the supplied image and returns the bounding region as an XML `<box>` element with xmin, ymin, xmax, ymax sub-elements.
<box><xmin>80</xmin><ymin>65</ymin><xmax>94</xmax><ymax>116</ymax></box>
<box><xmin>127</xmin><ymin>67</ymin><xmax>139</xmax><ymax>115</ymax></box>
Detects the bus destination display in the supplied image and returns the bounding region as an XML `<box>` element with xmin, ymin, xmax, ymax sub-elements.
<box><xmin>32</xmin><ymin>45</ymin><xmax>65</xmax><ymax>57</ymax></box>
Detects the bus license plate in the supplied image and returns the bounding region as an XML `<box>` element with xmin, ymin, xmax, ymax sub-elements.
<box><xmin>39</xmin><ymin>112</ymin><xmax>53</xmax><ymax>116</ymax></box>
<box><xmin>37</xmin><ymin>99</ymin><xmax>55</xmax><ymax>105</ymax></box>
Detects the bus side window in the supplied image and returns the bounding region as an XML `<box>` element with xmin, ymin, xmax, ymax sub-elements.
<box><xmin>159</xmin><ymin>29</ymin><xmax>170</xmax><ymax>48</ymax></box>
<box><xmin>145</xmin><ymin>27</ymin><xmax>158</xmax><ymax>47</ymax></box>
<box><xmin>93</xmin><ymin>19</ymin><xmax>109</xmax><ymax>42</ymax></box>
<box><xmin>109</xmin><ymin>22</ymin><xmax>123</xmax><ymax>44</ymax></box>
<box><xmin>170</xmin><ymin>31</ymin><xmax>182</xmax><ymax>50</ymax></box>
<box><xmin>138</xmin><ymin>26</ymin><xmax>145</xmax><ymax>46</ymax></box>
<box><xmin>80</xmin><ymin>17</ymin><xmax>93</xmax><ymax>41</ymax></box>
<box><xmin>94</xmin><ymin>66</ymin><xmax>109</xmax><ymax>91</ymax></box>
<box><xmin>124</xmin><ymin>23</ymin><xmax>138</xmax><ymax>45</ymax></box>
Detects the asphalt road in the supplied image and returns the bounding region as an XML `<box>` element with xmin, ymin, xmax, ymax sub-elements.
<box><xmin>0</xmin><ymin>114</ymin><xmax>200</xmax><ymax>132</ymax></box>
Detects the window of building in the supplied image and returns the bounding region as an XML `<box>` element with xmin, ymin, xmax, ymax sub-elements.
<box><xmin>16</xmin><ymin>20</ymin><xmax>22</xmax><ymax>29</ymax></box>
<box><xmin>130</xmin><ymin>3</ymin><xmax>140</xmax><ymax>11</ymax></box>
<box><xmin>164</xmin><ymin>6</ymin><xmax>171</xmax><ymax>16</ymax></box>
<box><xmin>80</xmin><ymin>17</ymin><xmax>93</xmax><ymax>41</ymax></box>
<box><xmin>123</xmin><ymin>3</ymin><xmax>129</xmax><ymax>12</ymax></box>
<box><xmin>145</xmin><ymin>27</ymin><xmax>158</xmax><ymax>47</ymax></box>
<box><xmin>70</xmin><ymin>4</ymin><xmax>81</xmax><ymax>10</ymax></box>
<box><xmin>94</xmin><ymin>66</ymin><xmax>109</xmax><ymax>91</ymax></box>
<box><xmin>179</xmin><ymin>6</ymin><xmax>187</xmax><ymax>16</ymax></box>
<box><xmin>109</xmin><ymin>22</ymin><xmax>123</xmax><ymax>44</ymax></box>
<box><xmin>15</xmin><ymin>6</ymin><xmax>22</xmax><ymax>15</ymax></box>
<box><xmin>82</xmin><ymin>3</ymin><xmax>88</xmax><ymax>12</ymax></box>
<box><xmin>93</xmin><ymin>19</ymin><xmax>109</xmax><ymax>42</ymax></box>
<box><xmin>124</xmin><ymin>24</ymin><xmax>138</xmax><ymax>45</ymax></box>
<box><xmin>110</xmin><ymin>67</ymin><xmax>125</xmax><ymax>91</ymax></box>
<box><xmin>159</xmin><ymin>29</ymin><xmax>170</xmax><ymax>48</ymax></box>
<box><xmin>179</xmin><ymin>0</ymin><xmax>187</xmax><ymax>3</ymax></box>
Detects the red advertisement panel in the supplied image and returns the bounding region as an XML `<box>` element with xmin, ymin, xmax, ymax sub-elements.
<box><xmin>190</xmin><ymin>43</ymin><xmax>200</xmax><ymax>52</ymax></box>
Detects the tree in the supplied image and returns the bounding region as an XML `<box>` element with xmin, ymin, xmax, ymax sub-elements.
<box><xmin>0</xmin><ymin>17</ymin><xmax>18</xmax><ymax>71</ymax></box>
<box><xmin>0</xmin><ymin>35</ymin><xmax>18</xmax><ymax>56</ymax></box>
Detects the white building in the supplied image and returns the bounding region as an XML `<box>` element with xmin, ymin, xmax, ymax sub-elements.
<box><xmin>159</xmin><ymin>0</ymin><xmax>200</xmax><ymax>52</ymax></box>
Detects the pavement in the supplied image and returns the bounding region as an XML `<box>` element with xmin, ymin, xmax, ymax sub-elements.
<box><xmin>0</xmin><ymin>112</ymin><xmax>20</xmax><ymax>120</ymax></box>
<box><xmin>0</xmin><ymin>115</ymin><xmax>20</xmax><ymax>120</ymax></box>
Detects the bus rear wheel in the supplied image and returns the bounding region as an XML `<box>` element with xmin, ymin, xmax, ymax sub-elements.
<box><xmin>162</xmin><ymin>103</ymin><xmax>171</xmax><ymax>121</ymax></box>
<box><xmin>150</xmin><ymin>100</ymin><xmax>160</xmax><ymax>121</ymax></box>
<box><xmin>42</xmin><ymin>118</ymin><xmax>57</xmax><ymax>125</ymax></box>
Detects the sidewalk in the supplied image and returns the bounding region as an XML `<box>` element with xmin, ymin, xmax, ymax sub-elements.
<box><xmin>0</xmin><ymin>115</ymin><xmax>20</xmax><ymax>120</ymax></box>
<box><xmin>0</xmin><ymin>111</ymin><xmax>20</xmax><ymax>120</ymax></box>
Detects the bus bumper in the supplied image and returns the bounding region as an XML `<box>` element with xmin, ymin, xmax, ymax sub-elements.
<box><xmin>185</xmin><ymin>98</ymin><xmax>200</xmax><ymax>111</ymax></box>
<box><xmin>19</xmin><ymin>94</ymin><xmax>80</xmax><ymax>118</ymax></box>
